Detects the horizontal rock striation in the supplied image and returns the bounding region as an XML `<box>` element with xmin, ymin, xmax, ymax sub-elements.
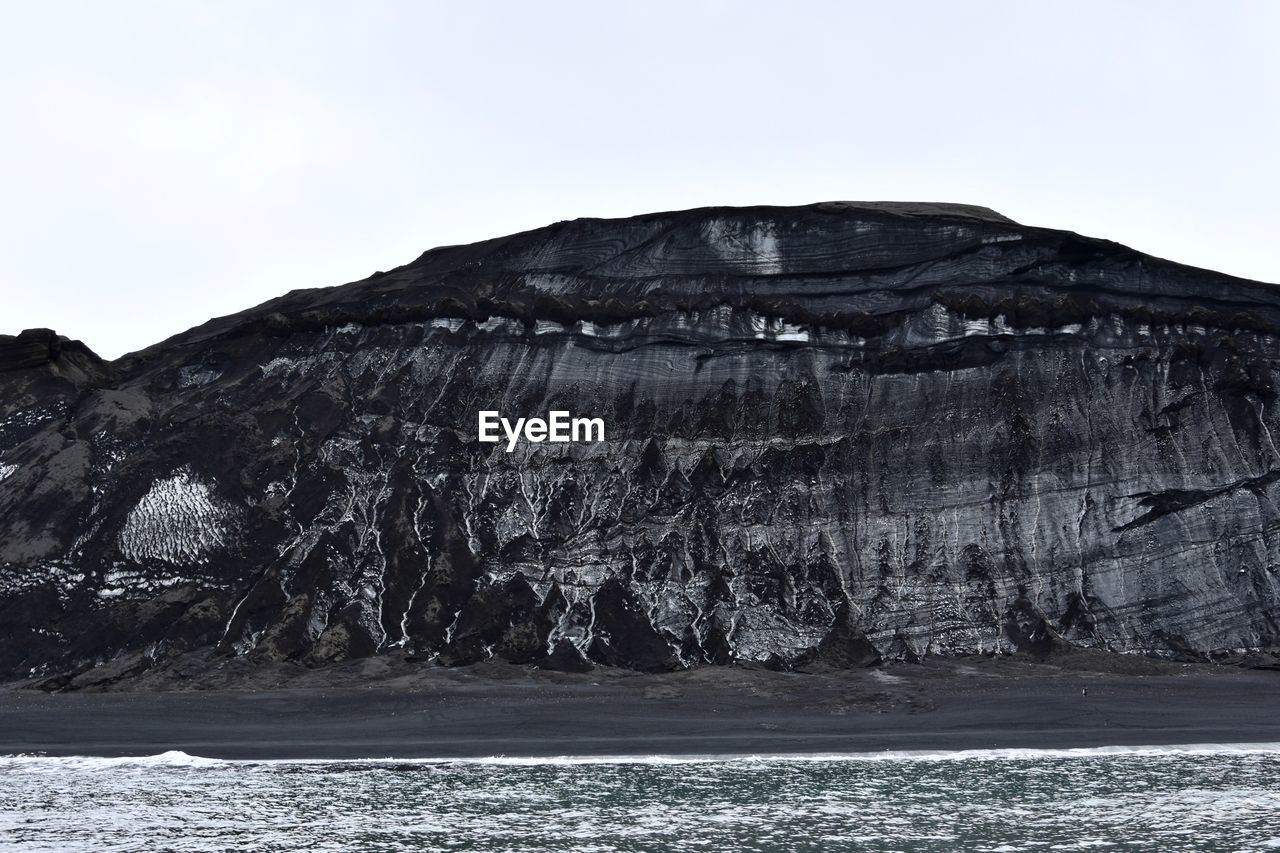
<box><xmin>2</xmin><ymin>201</ymin><xmax>1279</xmax><ymax>685</ymax></box>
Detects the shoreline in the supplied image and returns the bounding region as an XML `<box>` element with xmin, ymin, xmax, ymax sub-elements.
<box><xmin>3</xmin><ymin>656</ymin><xmax>1280</xmax><ymax>760</ymax></box>
<box><xmin>8</xmin><ymin>742</ymin><xmax>1280</xmax><ymax>764</ymax></box>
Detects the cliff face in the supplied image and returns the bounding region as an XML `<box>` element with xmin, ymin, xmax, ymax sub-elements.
<box><xmin>3</xmin><ymin>201</ymin><xmax>1280</xmax><ymax>685</ymax></box>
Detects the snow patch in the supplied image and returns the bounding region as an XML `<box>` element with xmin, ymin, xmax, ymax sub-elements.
<box><xmin>775</xmin><ymin>324</ymin><xmax>809</xmax><ymax>343</ymax></box>
<box><xmin>178</xmin><ymin>365</ymin><xmax>222</xmax><ymax>388</ymax></box>
<box><xmin>118</xmin><ymin>467</ymin><xmax>240</xmax><ymax>564</ymax></box>
<box><xmin>476</xmin><ymin>316</ymin><xmax>521</xmax><ymax>333</ymax></box>
<box><xmin>262</xmin><ymin>357</ymin><xmax>298</xmax><ymax>377</ymax></box>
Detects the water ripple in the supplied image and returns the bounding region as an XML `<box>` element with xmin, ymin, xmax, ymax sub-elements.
<box><xmin>2</xmin><ymin>747</ymin><xmax>1279</xmax><ymax>851</ymax></box>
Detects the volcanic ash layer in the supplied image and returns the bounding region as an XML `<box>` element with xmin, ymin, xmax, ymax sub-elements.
<box><xmin>2</xmin><ymin>201</ymin><xmax>1280</xmax><ymax>687</ymax></box>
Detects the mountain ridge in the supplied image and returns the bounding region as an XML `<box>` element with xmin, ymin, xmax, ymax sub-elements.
<box><xmin>22</xmin><ymin>201</ymin><xmax>1280</xmax><ymax>370</ymax></box>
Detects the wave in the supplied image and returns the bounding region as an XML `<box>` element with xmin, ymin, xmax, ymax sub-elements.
<box><xmin>0</xmin><ymin>750</ymin><xmax>226</xmax><ymax>769</ymax></box>
<box><xmin>5</xmin><ymin>743</ymin><xmax>1280</xmax><ymax>768</ymax></box>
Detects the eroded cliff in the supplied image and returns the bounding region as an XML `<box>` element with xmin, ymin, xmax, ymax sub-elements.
<box><xmin>2</xmin><ymin>201</ymin><xmax>1279</xmax><ymax>685</ymax></box>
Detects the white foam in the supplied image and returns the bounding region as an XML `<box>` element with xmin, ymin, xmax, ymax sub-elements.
<box><xmin>371</xmin><ymin>743</ymin><xmax>1280</xmax><ymax>765</ymax></box>
<box><xmin>6</xmin><ymin>742</ymin><xmax>1279</xmax><ymax>768</ymax></box>
<box><xmin>2</xmin><ymin>750</ymin><xmax>225</xmax><ymax>768</ymax></box>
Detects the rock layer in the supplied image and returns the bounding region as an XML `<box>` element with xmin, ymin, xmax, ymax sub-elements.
<box><xmin>2</xmin><ymin>201</ymin><xmax>1279</xmax><ymax>684</ymax></box>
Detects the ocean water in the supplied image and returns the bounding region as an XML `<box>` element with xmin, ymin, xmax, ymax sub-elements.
<box><xmin>2</xmin><ymin>745</ymin><xmax>1279</xmax><ymax>851</ymax></box>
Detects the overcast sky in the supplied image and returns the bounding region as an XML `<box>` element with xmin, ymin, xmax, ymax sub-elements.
<box><xmin>2</xmin><ymin>1</ymin><xmax>1278</xmax><ymax>359</ymax></box>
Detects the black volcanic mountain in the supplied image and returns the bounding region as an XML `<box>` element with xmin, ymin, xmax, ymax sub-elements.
<box><xmin>3</xmin><ymin>201</ymin><xmax>1279</xmax><ymax>687</ymax></box>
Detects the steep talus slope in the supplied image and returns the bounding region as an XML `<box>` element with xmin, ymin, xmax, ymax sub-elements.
<box><xmin>2</xmin><ymin>201</ymin><xmax>1279</xmax><ymax>685</ymax></box>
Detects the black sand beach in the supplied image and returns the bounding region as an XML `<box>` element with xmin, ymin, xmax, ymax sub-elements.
<box><xmin>2</xmin><ymin>655</ymin><xmax>1279</xmax><ymax>759</ymax></box>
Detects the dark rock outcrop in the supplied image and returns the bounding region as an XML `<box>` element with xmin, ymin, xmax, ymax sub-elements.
<box><xmin>0</xmin><ymin>328</ymin><xmax>107</xmax><ymax>380</ymax></box>
<box><xmin>3</xmin><ymin>201</ymin><xmax>1280</xmax><ymax>685</ymax></box>
<box><xmin>816</xmin><ymin>602</ymin><xmax>883</xmax><ymax>668</ymax></box>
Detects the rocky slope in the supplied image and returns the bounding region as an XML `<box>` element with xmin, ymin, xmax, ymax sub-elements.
<box><xmin>3</xmin><ymin>201</ymin><xmax>1279</xmax><ymax>686</ymax></box>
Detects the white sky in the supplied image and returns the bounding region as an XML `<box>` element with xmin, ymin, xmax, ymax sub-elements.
<box><xmin>2</xmin><ymin>1</ymin><xmax>1278</xmax><ymax>359</ymax></box>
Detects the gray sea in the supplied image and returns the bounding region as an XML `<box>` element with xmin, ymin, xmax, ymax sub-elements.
<box><xmin>2</xmin><ymin>745</ymin><xmax>1279</xmax><ymax>851</ymax></box>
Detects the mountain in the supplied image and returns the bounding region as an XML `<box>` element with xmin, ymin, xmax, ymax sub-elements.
<box><xmin>3</xmin><ymin>201</ymin><xmax>1279</xmax><ymax>688</ymax></box>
